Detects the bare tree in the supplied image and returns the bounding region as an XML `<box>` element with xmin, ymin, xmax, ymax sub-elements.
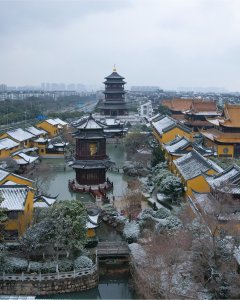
<box><xmin>131</xmin><ymin>230</ymin><xmax>195</xmax><ymax>299</ymax></box>
<box><xmin>26</xmin><ymin>162</ymin><xmax>53</xmax><ymax>194</ymax></box>
<box><xmin>122</xmin><ymin>179</ymin><xmax>144</xmax><ymax>220</ymax></box>
<box><xmin>4</xmin><ymin>157</ymin><xmax>19</xmax><ymax>173</ymax></box>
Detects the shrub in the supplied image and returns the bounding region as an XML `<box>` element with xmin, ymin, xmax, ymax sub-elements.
<box><xmin>74</xmin><ymin>256</ymin><xmax>93</xmax><ymax>269</ymax></box>
<box><xmin>58</xmin><ymin>259</ymin><xmax>74</xmax><ymax>272</ymax></box>
<box><xmin>159</xmin><ymin>175</ymin><xmax>183</xmax><ymax>202</ymax></box>
<box><xmin>155</xmin><ymin>207</ymin><xmax>171</xmax><ymax>219</ymax></box>
<box><xmin>155</xmin><ymin>215</ymin><xmax>182</xmax><ymax>233</ymax></box>
<box><xmin>5</xmin><ymin>257</ymin><xmax>28</xmax><ymax>273</ymax></box>
<box><xmin>41</xmin><ymin>261</ymin><xmax>56</xmax><ymax>273</ymax></box>
<box><xmin>29</xmin><ymin>261</ymin><xmax>42</xmax><ymax>273</ymax></box>
<box><xmin>123</xmin><ymin>221</ymin><xmax>140</xmax><ymax>243</ymax></box>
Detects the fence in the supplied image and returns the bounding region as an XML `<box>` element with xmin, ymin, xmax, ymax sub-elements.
<box><xmin>0</xmin><ymin>264</ymin><xmax>97</xmax><ymax>282</ymax></box>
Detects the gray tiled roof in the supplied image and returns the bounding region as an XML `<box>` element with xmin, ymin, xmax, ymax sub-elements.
<box><xmin>0</xmin><ymin>185</ymin><xmax>30</xmax><ymax>211</ymax></box>
<box><xmin>70</xmin><ymin>158</ymin><xmax>113</xmax><ymax>169</ymax></box>
<box><xmin>76</xmin><ymin>114</ymin><xmax>105</xmax><ymax>130</ymax></box>
<box><xmin>204</xmin><ymin>164</ymin><xmax>240</xmax><ymax>194</ymax></box>
<box><xmin>105</xmin><ymin>71</ymin><xmax>125</xmax><ymax>80</ymax></box>
<box><xmin>0</xmin><ymin>138</ymin><xmax>19</xmax><ymax>150</ymax></box>
<box><xmin>164</xmin><ymin>136</ymin><xmax>191</xmax><ymax>153</ymax></box>
<box><xmin>7</xmin><ymin>128</ymin><xmax>34</xmax><ymax>142</ymax></box>
<box><xmin>174</xmin><ymin>150</ymin><xmax>222</xmax><ymax>180</ymax></box>
<box><xmin>0</xmin><ymin>168</ymin><xmax>10</xmax><ymax>181</ymax></box>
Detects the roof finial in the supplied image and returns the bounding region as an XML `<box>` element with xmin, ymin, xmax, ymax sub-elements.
<box><xmin>113</xmin><ymin>64</ymin><xmax>116</xmax><ymax>72</ymax></box>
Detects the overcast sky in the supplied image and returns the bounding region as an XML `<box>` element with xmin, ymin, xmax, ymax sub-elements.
<box><xmin>1</xmin><ymin>0</ymin><xmax>240</xmax><ymax>91</ymax></box>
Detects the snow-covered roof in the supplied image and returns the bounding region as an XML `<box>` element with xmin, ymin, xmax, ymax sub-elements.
<box><xmin>77</xmin><ymin>114</ymin><xmax>104</xmax><ymax>130</ymax></box>
<box><xmin>204</xmin><ymin>164</ymin><xmax>240</xmax><ymax>194</ymax></box>
<box><xmin>164</xmin><ymin>136</ymin><xmax>190</xmax><ymax>153</ymax></box>
<box><xmin>42</xmin><ymin>195</ymin><xmax>57</xmax><ymax>205</ymax></box>
<box><xmin>0</xmin><ymin>168</ymin><xmax>10</xmax><ymax>181</ymax></box>
<box><xmin>86</xmin><ymin>214</ymin><xmax>99</xmax><ymax>229</ymax></box>
<box><xmin>23</xmin><ymin>147</ymin><xmax>38</xmax><ymax>153</ymax></box>
<box><xmin>45</xmin><ymin>119</ymin><xmax>59</xmax><ymax>126</ymax></box>
<box><xmin>0</xmin><ymin>138</ymin><xmax>20</xmax><ymax>150</ymax></box>
<box><xmin>54</xmin><ymin>118</ymin><xmax>68</xmax><ymax>126</ymax></box>
<box><xmin>71</xmin><ymin>116</ymin><xmax>88</xmax><ymax>126</ymax></box>
<box><xmin>13</xmin><ymin>153</ymin><xmax>38</xmax><ymax>165</ymax></box>
<box><xmin>104</xmin><ymin>118</ymin><xmax>120</xmax><ymax>126</ymax></box>
<box><xmin>152</xmin><ymin>115</ymin><xmax>176</xmax><ymax>134</ymax></box>
<box><xmin>174</xmin><ymin>150</ymin><xmax>222</xmax><ymax>180</ymax></box>
<box><xmin>6</xmin><ymin>128</ymin><xmax>34</xmax><ymax>142</ymax></box>
<box><xmin>3</xmin><ymin>180</ymin><xmax>19</xmax><ymax>185</ymax></box>
<box><xmin>34</xmin><ymin>137</ymin><xmax>47</xmax><ymax>143</ymax></box>
<box><xmin>104</xmin><ymin>129</ymin><xmax>123</xmax><ymax>133</ymax></box>
<box><xmin>53</xmin><ymin>142</ymin><xmax>67</xmax><ymax>147</ymax></box>
<box><xmin>34</xmin><ymin>195</ymin><xmax>57</xmax><ymax>208</ymax></box>
<box><xmin>184</xmin><ymin>110</ymin><xmax>219</xmax><ymax>116</ymax></box>
<box><xmin>25</xmin><ymin>126</ymin><xmax>47</xmax><ymax>137</ymax></box>
<box><xmin>13</xmin><ymin>158</ymin><xmax>28</xmax><ymax>165</ymax></box>
<box><xmin>0</xmin><ymin>185</ymin><xmax>30</xmax><ymax>211</ymax></box>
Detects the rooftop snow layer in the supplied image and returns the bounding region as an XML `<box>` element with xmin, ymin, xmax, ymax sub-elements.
<box><xmin>45</xmin><ymin>119</ymin><xmax>59</xmax><ymax>126</ymax></box>
<box><xmin>54</xmin><ymin>118</ymin><xmax>68</xmax><ymax>126</ymax></box>
<box><xmin>0</xmin><ymin>138</ymin><xmax>19</xmax><ymax>150</ymax></box>
<box><xmin>0</xmin><ymin>186</ymin><xmax>29</xmax><ymax>210</ymax></box>
<box><xmin>174</xmin><ymin>150</ymin><xmax>222</xmax><ymax>180</ymax></box>
<box><xmin>152</xmin><ymin>116</ymin><xmax>175</xmax><ymax>134</ymax></box>
<box><xmin>164</xmin><ymin>136</ymin><xmax>190</xmax><ymax>153</ymax></box>
<box><xmin>6</xmin><ymin>128</ymin><xmax>34</xmax><ymax>142</ymax></box>
<box><xmin>0</xmin><ymin>168</ymin><xmax>10</xmax><ymax>181</ymax></box>
<box><xmin>25</xmin><ymin>126</ymin><xmax>47</xmax><ymax>137</ymax></box>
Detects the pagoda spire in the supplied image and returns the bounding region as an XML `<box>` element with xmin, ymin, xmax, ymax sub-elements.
<box><xmin>113</xmin><ymin>64</ymin><xmax>116</xmax><ymax>72</ymax></box>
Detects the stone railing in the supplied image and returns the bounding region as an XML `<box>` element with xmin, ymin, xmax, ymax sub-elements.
<box><xmin>0</xmin><ymin>264</ymin><xmax>97</xmax><ymax>282</ymax></box>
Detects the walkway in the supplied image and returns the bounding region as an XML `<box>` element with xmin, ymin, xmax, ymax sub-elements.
<box><xmin>97</xmin><ymin>241</ymin><xmax>129</xmax><ymax>257</ymax></box>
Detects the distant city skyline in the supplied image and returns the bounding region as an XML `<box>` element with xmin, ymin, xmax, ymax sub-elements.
<box><xmin>0</xmin><ymin>82</ymin><xmax>231</xmax><ymax>94</ymax></box>
<box><xmin>1</xmin><ymin>0</ymin><xmax>240</xmax><ymax>91</ymax></box>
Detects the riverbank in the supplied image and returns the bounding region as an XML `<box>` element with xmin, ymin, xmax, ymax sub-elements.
<box><xmin>37</xmin><ymin>274</ymin><xmax>136</xmax><ymax>299</ymax></box>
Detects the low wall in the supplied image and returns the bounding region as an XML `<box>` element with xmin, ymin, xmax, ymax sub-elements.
<box><xmin>0</xmin><ymin>266</ymin><xmax>98</xmax><ymax>295</ymax></box>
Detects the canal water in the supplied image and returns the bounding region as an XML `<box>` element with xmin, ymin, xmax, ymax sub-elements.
<box><xmin>37</xmin><ymin>277</ymin><xmax>136</xmax><ymax>299</ymax></box>
<box><xmin>39</xmin><ymin>143</ymin><xmax>137</xmax><ymax>299</ymax></box>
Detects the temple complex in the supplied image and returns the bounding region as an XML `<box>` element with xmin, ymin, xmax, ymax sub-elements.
<box><xmin>161</xmin><ymin>98</ymin><xmax>192</xmax><ymax>120</ymax></box>
<box><xmin>201</xmin><ymin>103</ymin><xmax>240</xmax><ymax>158</ymax></box>
<box><xmin>161</xmin><ymin>98</ymin><xmax>219</xmax><ymax>130</ymax></box>
<box><xmin>183</xmin><ymin>99</ymin><xmax>219</xmax><ymax>131</ymax></box>
<box><xmin>98</xmin><ymin>66</ymin><xmax>128</xmax><ymax>116</ymax></box>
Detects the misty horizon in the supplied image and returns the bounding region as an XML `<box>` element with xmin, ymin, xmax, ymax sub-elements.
<box><xmin>1</xmin><ymin>0</ymin><xmax>240</xmax><ymax>91</ymax></box>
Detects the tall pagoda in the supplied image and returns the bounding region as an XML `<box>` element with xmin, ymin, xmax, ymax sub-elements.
<box><xmin>99</xmin><ymin>66</ymin><xmax>128</xmax><ymax>116</ymax></box>
<box><xmin>69</xmin><ymin>114</ymin><xmax>113</xmax><ymax>191</ymax></box>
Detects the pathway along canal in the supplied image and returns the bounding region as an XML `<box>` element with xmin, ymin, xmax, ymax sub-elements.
<box><xmin>37</xmin><ymin>143</ymin><xmax>137</xmax><ymax>299</ymax></box>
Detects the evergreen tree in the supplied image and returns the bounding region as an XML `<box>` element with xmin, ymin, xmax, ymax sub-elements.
<box><xmin>151</xmin><ymin>147</ymin><xmax>165</xmax><ymax>167</ymax></box>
